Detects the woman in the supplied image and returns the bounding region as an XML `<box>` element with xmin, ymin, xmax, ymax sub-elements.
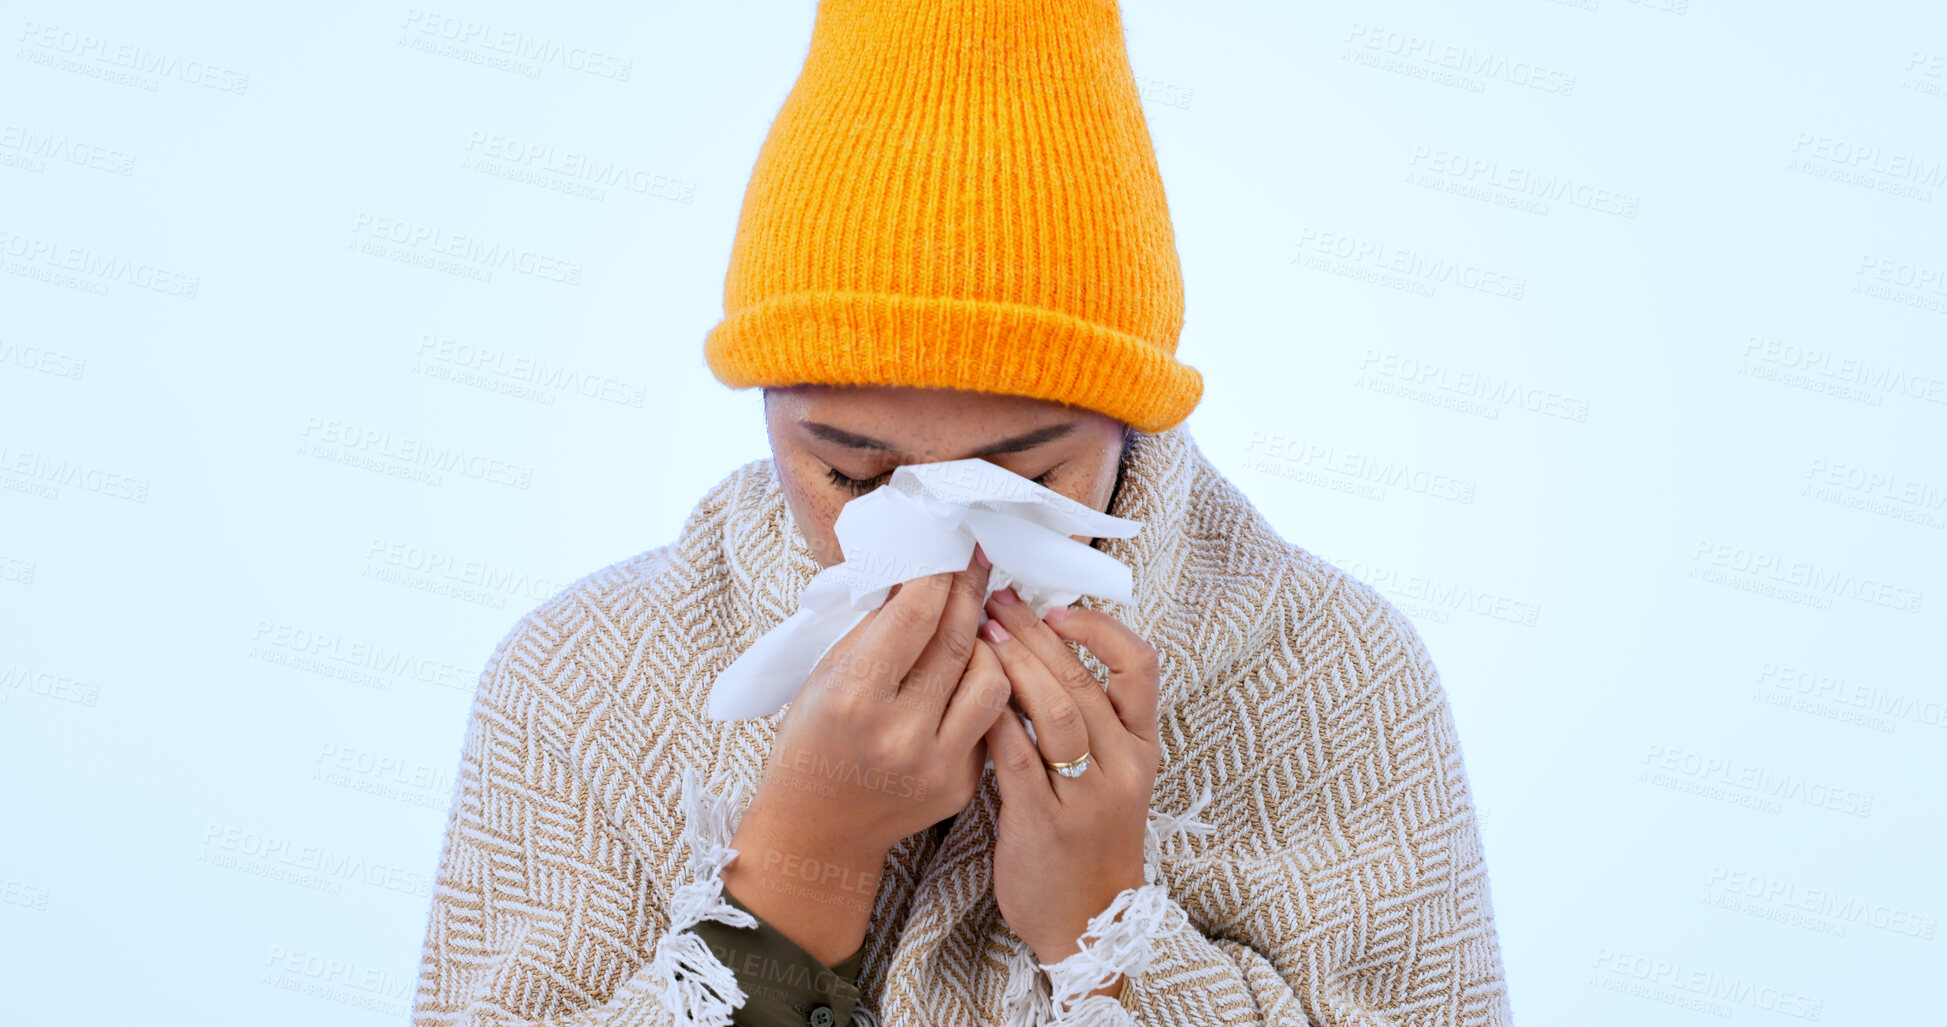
<box><xmin>412</xmin><ymin>2</ymin><xmax>1511</xmax><ymax>1025</ymax></box>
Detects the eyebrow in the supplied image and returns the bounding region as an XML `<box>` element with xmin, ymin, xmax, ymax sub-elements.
<box><xmin>801</xmin><ymin>419</ymin><xmax>1078</xmax><ymax>458</ymax></box>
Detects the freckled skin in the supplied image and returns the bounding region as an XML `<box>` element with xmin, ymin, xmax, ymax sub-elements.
<box><xmin>762</xmin><ymin>384</ymin><xmax>1130</xmax><ymax>570</ymax></box>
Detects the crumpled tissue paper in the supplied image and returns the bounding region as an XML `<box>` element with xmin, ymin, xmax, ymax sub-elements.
<box><xmin>705</xmin><ymin>457</ymin><xmax>1143</xmax><ymax>722</ymax></box>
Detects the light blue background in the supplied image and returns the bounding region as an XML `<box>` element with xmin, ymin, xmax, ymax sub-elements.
<box><xmin>3</xmin><ymin>1</ymin><xmax>1942</xmax><ymax>1023</ymax></box>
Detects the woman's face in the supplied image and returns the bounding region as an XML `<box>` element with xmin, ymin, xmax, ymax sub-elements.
<box><xmin>763</xmin><ymin>385</ymin><xmax>1130</xmax><ymax>569</ymax></box>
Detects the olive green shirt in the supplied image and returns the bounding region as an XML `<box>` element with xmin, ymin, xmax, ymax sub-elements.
<box><xmin>692</xmin><ymin>817</ymin><xmax>956</xmax><ymax>1026</ymax></box>
<box><xmin>692</xmin><ymin>888</ymin><xmax>865</xmax><ymax>1027</ymax></box>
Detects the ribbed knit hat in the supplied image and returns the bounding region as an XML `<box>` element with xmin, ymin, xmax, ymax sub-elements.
<box><xmin>703</xmin><ymin>0</ymin><xmax>1202</xmax><ymax>433</ymax></box>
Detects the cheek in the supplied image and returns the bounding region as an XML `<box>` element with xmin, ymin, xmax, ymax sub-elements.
<box><xmin>781</xmin><ymin>478</ymin><xmax>846</xmax><ymax>565</ymax></box>
<box><xmin>1080</xmin><ymin>451</ymin><xmax>1123</xmax><ymax>508</ymax></box>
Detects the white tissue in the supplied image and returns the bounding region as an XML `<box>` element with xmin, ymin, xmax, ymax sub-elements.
<box><xmin>705</xmin><ymin>457</ymin><xmax>1143</xmax><ymax>721</ymax></box>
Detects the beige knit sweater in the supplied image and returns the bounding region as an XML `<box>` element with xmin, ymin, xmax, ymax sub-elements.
<box><xmin>411</xmin><ymin>423</ymin><xmax>1513</xmax><ymax>1026</ymax></box>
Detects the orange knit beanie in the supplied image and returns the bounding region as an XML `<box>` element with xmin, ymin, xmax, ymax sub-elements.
<box><xmin>703</xmin><ymin>0</ymin><xmax>1202</xmax><ymax>433</ymax></box>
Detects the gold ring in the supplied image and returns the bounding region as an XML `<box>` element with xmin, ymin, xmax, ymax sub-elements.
<box><xmin>1043</xmin><ymin>749</ymin><xmax>1092</xmax><ymax>778</ymax></box>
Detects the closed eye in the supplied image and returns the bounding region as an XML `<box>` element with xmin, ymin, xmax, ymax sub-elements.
<box><xmin>825</xmin><ymin>465</ymin><xmax>1057</xmax><ymax>496</ymax></box>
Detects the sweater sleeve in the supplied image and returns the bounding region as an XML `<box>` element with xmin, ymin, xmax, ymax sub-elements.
<box><xmin>1020</xmin><ymin>603</ymin><xmax>1513</xmax><ymax>1026</ymax></box>
<box><xmin>410</xmin><ymin>615</ymin><xmax>793</xmax><ymax>1027</ymax></box>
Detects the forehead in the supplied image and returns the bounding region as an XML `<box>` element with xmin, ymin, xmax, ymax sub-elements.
<box><xmin>769</xmin><ymin>386</ymin><xmax>1113</xmax><ymax>458</ymax></box>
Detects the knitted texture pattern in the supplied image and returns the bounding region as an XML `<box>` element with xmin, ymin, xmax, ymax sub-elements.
<box><xmin>410</xmin><ymin>423</ymin><xmax>1513</xmax><ymax>1025</ymax></box>
<box><xmin>703</xmin><ymin>0</ymin><xmax>1204</xmax><ymax>433</ymax></box>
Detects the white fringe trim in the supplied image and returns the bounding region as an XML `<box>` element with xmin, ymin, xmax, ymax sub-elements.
<box><xmin>1043</xmin><ymin>883</ymin><xmax>1180</xmax><ymax>1024</ymax></box>
<box><xmin>999</xmin><ymin>934</ymin><xmax>1054</xmax><ymax>1027</ymax></box>
<box><xmin>1000</xmin><ymin>785</ymin><xmax>1218</xmax><ymax>1025</ymax></box>
<box><xmin>1142</xmin><ymin>784</ymin><xmax>1217</xmax><ymax>886</ymax></box>
<box><xmin>646</xmin><ymin>763</ymin><xmax>761</xmax><ymax>1026</ymax></box>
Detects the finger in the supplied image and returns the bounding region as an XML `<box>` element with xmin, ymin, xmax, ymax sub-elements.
<box><xmin>802</xmin><ymin>594</ymin><xmax>889</xmax><ymax>703</ymax></box>
<box><xmin>983</xmin><ymin>589</ymin><xmax>1130</xmax><ymax>765</ymax></box>
<box><xmin>901</xmin><ymin>543</ymin><xmax>994</xmax><ymax>718</ymax></box>
<box><xmin>1042</xmin><ymin>605</ymin><xmax>1160</xmax><ymax>744</ymax></box>
<box><xmin>849</xmin><ymin>567</ymin><xmax>956</xmax><ymax>705</ymax></box>
<box><xmin>938</xmin><ymin>634</ymin><xmax>1009</xmax><ymax>753</ymax></box>
<box><xmin>978</xmin><ymin>612</ymin><xmax>1091</xmax><ymax>769</ymax></box>
<box><xmin>982</xmin><ymin>667</ymin><xmax>1054</xmax><ymax>809</ymax></box>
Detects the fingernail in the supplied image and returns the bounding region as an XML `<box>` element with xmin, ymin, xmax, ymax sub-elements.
<box><xmin>982</xmin><ymin>619</ymin><xmax>1010</xmax><ymax>642</ymax></box>
<box><xmin>1043</xmin><ymin>605</ymin><xmax>1069</xmax><ymax>625</ymax></box>
<box><xmin>974</xmin><ymin>545</ymin><xmax>991</xmax><ymax>570</ymax></box>
<box><xmin>992</xmin><ymin>587</ymin><xmax>1017</xmax><ymax>605</ymax></box>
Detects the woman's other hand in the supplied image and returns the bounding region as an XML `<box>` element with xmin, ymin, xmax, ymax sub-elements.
<box><xmin>977</xmin><ymin>588</ymin><xmax>1162</xmax><ymax>978</ymax></box>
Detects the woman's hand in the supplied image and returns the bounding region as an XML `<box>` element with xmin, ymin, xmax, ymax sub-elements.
<box><xmin>758</xmin><ymin>544</ymin><xmax>1012</xmax><ymax>851</ymax></box>
<box><xmin>976</xmin><ymin>587</ymin><xmax>1163</xmax><ymax>973</ymax></box>
<box><xmin>722</xmin><ymin>545</ymin><xmax>1013</xmax><ymax>964</ymax></box>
